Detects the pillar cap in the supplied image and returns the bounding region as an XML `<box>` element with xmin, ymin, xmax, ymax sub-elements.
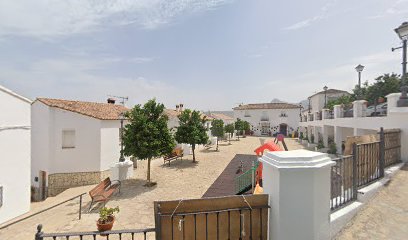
<box><xmin>260</xmin><ymin>149</ymin><xmax>335</xmax><ymax>169</ymax></box>
<box><xmin>386</xmin><ymin>92</ymin><xmax>401</xmax><ymax>98</ymax></box>
<box><xmin>353</xmin><ymin>100</ymin><xmax>367</xmax><ymax>104</ymax></box>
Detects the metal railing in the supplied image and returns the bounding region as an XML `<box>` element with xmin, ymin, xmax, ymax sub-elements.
<box><xmin>0</xmin><ymin>193</ymin><xmax>86</xmax><ymax>230</ymax></box>
<box><xmin>330</xmin><ymin>155</ymin><xmax>356</xmax><ymax>211</ymax></box>
<box><xmin>235</xmin><ymin>161</ymin><xmax>259</xmax><ymax>194</ymax></box>
<box><xmin>355</xmin><ymin>141</ymin><xmax>383</xmax><ymax>187</ymax></box>
<box><xmin>35</xmin><ymin>224</ymin><xmax>155</xmax><ymax>240</ymax></box>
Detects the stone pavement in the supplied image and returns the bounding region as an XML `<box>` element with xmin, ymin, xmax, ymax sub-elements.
<box><xmin>0</xmin><ymin>137</ymin><xmax>304</xmax><ymax>240</ymax></box>
<box><xmin>335</xmin><ymin>164</ymin><xmax>408</xmax><ymax>240</ymax></box>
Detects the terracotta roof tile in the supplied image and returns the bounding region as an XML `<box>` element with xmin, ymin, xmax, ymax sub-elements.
<box><xmin>37</xmin><ymin>98</ymin><xmax>128</xmax><ymax>120</ymax></box>
<box><xmin>233</xmin><ymin>102</ymin><xmax>301</xmax><ymax>110</ymax></box>
<box><xmin>208</xmin><ymin>113</ymin><xmax>234</xmax><ymax>121</ymax></box>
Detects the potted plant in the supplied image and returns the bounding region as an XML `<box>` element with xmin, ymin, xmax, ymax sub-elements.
<box><xmin>97</xmin><ymin>206</ymin><xmax>120</xmax><ymax>232</ymax></box>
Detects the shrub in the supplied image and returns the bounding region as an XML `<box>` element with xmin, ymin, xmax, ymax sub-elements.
<box><xmin>327</xmin><ymin>142</ymin><xmax>337</xmax><ymax>154</ymax></box>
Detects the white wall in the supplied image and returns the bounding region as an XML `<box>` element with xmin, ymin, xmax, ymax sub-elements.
<box><xmin>310</xmin><ymin>92</ymin><xmax>348</xmax><ymax>113</ymax></box>
<box><xmin>32</xmin><ymin>102</ymin><xmax>104</xmax><ymax>187</ymax></box>
<box><xmin>31</xmin><ymin>102</ymin><xmax>51</xmax><ymax>187</ymax></box>
<box><xmin>100</xmin><ymin>120</ymin><xmax>127</xmax><ymax>171</ymax></box>
<box><xmin>0</xmin><ymin>89</ymin><xmax>31</xmax><ymax>224</ymax></box>
<box><xmin>233</xmin><ymin>108</ymin><xmax>300</xmax><ymax>136</ymax></box>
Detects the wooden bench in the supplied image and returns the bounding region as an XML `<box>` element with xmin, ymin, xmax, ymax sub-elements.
<box><xmin>163</xmin><ymin>147</ymin><xmax>183</xmax><ymax>166</ymax></box>
<box><xmin>88</xmin><ymin>177</ymin><xmax>121</xmax><ymax>211</ymax></box>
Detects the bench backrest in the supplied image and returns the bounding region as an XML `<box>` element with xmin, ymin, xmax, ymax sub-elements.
<box><xmin>89</xmin><ymin>177</ymin><xmax>111</xmax><ymax>196</ymax></box>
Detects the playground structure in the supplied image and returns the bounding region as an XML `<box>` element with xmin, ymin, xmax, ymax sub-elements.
<box><xmin>235</xmin><ymin>136</ymin><xmax>287</xmax><ymax>195</ymax></box>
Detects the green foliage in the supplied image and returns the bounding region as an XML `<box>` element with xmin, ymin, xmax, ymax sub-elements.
<box><xmin>211</xmin><ymin>119</ymin><xmax>224</xmax><ymax>151</ymax></box>
<box><xmin>225</xmin><ymin>123</ymin><xmax>235</xmax><ymax>144</ymax></box>
<box><xmin>327</xmin><ymin>142</ymin><xmax>337</xmax><ymax>154</ymax></box>
<box><xmin>317</xmin><ymin>141</ymin><xmax>325</xmax><ymax>149</ymax></box>
<box><xmin>122</xmin><ymin>99</ymin><xmax>175</xmax><ymax>183</ymax></box>
<box><xmin>310</xmin><ymin>134</ymin><xmax>315</xmax><ymax>144</ymax></box>
<box><xmin>299</xmin><ymin>132</ymin><xmax>303</xmax><ymax>140</ymax></box>
<box><xmin>242</xmin><ymin>121</ymin><xmax>250</xmax><ymax>135</ymax></box>
<box><xmin>235</xmin><ymin>118</ymin><xmax>244</xmax><ymax>139</ymax></box>
<box><xmin>326</xmin><ymin>95</ymin><xmax>354</xmax><ymax>110</ymax></box>
<box><xmin>175</xmin><ymin>109</ymin><xmax>209</xmax><ymax>162</ymax></box>
<box><xmin>99</xmin><ymin>206</ymin><xmax>119</xmax><ymax>224</ymax></box>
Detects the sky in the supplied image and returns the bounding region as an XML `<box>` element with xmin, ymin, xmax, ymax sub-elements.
<box><xmin>0</xmin><ymin>0</ymin><xmax>407</xmax><ymax>111</ymax></box>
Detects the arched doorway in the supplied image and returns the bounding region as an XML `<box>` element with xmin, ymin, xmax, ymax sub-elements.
<box><xmin>279</xmin><ymin>123</ymin><xmax>288</xmax><ymax>136</ymax></box>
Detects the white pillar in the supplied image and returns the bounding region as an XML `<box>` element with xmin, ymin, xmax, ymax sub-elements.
<box><xmin>314</xmin><ymin>111</ymin><xmax>320</xmax><ymax>121</ymax></box>
<box><xmin>313</xmin><ymin>126</ymin><xmax>318</xmax><ymax>143</ymax></box>
<box><xmin>322</xmin><ymin>125</ymin><xmax>329</xmax><ymax>147</ymax></box>
<box><xmin>353</xmin><ymin>100</ymin><xmax>367</xmax><ymax>118</ymax></box>
<box><xmin>307</xmin><ymin>126</ymin><xmax>312</xmax><ymax>142</ymax></box>
<box><xmin>386</xmin><ymin>93</ymin><xmax>401</xmax><ymax>114</ymax></box>
<box><xmin>334</xmin><ymin>126</ymin><xmax>343</xmax><ymax>154</ymax></box>
<box><xmin>260</xmin><ymin>150</ymin><xmax>335</xmax><ymax>240</ymax></box>
<box><xmin>333</xmin><ymin>105</ymin><xmax>342</xmax><ymax>119</ymax></box>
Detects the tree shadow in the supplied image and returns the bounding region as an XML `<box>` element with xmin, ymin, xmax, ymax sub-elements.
<box><xmin>160</xmin><ymin>159</ymin><xmax>199</xmax><ymax>170</ymax></box>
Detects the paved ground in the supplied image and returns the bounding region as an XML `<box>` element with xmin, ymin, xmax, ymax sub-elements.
<box><xmin>202</xmin><ymin>154</ymin><xmax>257</xmax><ymax>198</ymax></box>
<box><xmin>335</xmin><ymin>164</ymin><xmax>408</xmax><ymax>240</ymax></box>
<box><xmin>0</xmin><ymin>137</ymin><xmax>304</xmax><ymax>240</ymax></box>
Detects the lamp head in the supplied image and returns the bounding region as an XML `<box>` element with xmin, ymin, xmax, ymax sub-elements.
<box><xmin>355</xmin><ymin>64</ymin><xmax>365</xmax><ymax>73</ymax></box>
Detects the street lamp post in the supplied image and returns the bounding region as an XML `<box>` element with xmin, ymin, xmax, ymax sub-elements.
<box><xmin>299</xmin><ymin>105</ymin><xmax>303</xmax><ymax>121</ymax></box>
<box><xmin>355</xmin><ymin>64</ymin><xmax>365</xmax><ymax>100</ymax></box>
<box><xmin>323</xmin><ymin>86</ymin><xmax>328</xmax><ymax>109</ymax></box>
<box><xmin>393</xmin><ymin>22</ymin><xmax>408</xmax><ymax>107</ymax></box>
<box><xmin>119</xmin><ymin>112</ymin><xmax>126</xmax><ymax>162</ymax></box>
<box><xmin>308</xmin><ymin>97</ymin><xmax>311</xmax><ymax>113</ymax></box>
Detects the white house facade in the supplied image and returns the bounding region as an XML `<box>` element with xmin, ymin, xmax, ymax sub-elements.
<box><xmin>0</xmin><ymin>85</ymin><xmax>31</xmax><ymax>224</ymax></box>
<box><xmin>233</xmin><ymin>103</ymin><xmax>301</xmax><ymax>136</ymax></box>
<box><xmin>308</xmin><ymin>89</ymin><xmax>349</xmax><ymax>113</ymax></box>
<box><xmin>31</xmin><ymin>98</ymin><xmax>129</xmax><ymax>198</ymax></box>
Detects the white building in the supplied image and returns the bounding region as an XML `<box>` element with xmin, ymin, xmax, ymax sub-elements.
<box><xmin>0</xmin><ymin>85</ymin><xmax>31</xmax><ymax>224</ymax></box>
<box><xmin>308</xmin><ymin>89</ymin><xmax>349</xmax><ymax>113</ymax></box>
<box><xmin>31</xmin><ymin>98</ymin><xmax>129</xmax><ymax>198</ymax></box>
<box><xmin>206</xmin><ymin>112</ymin><xmax>234</xmax><ymax>125</ymax></box>
<box><xmin>233</xmin><ymin>103</ymin><xmax>301</xmax><ymax>136</ymax></box>
<box><xmin>299</xmin><ymin>93</ymin><xmax>408</xmax><ymax>161</ymax></box>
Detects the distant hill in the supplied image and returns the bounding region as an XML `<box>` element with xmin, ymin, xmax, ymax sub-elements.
<box><xmin>270</xmin><ymin>98</ymin><xmax>285</xmax><ymax>103</ymax></box>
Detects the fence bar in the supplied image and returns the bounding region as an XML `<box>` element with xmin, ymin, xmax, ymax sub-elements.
<box><xmin>352</xmin><ymin>143</ymin><xmax>358</xmax><ymax>200</ymax></box>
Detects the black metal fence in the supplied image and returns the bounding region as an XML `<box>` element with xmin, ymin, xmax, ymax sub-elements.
<box><xmin>330</xmin><ymin>155</ymin><xmax>356</xmax><ymax>211</ymax></box>
<box><xmin>381</xmin><ymin>128</ymin><xmax>402</xmax><ymax>167</ymax></box>
<box><xmin>330</xmin><ymin>128</ymin><xmax>401</xmax><ymax>212</ymax></box>
<box><xmin>35</xmin><ymin>224</ymin><xmax>156</xmax><ymax>240</ymax></box>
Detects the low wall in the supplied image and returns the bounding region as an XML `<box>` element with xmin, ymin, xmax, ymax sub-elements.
<box><xmin>47</xmin><ymin>170</ymin><xmax>110</xmax><ymax>197</ymax></box>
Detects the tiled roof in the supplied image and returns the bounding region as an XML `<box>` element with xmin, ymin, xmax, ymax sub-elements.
<box><xmin>164</xmin><ymin>109</ymin><xmax>209</xmax><ymax>121</ymax></box>
<box><xmin>233</xmin><ymin>102</ymin><xmax>301</xmax><ymax>110</ymax></box>
<box><xmin>208</xmin><ymin>113</ymin><xmax>234</xmax><ymax>121</ymax></box>
<box><xmin>37</xmin><ymin>98</ymin><xmax>129</xmax><ymax>120</ymax></box>
<box><xmin>309</xmin><ymin>89</ymin><xmax>349</xmax><ymax>98</ymax></box>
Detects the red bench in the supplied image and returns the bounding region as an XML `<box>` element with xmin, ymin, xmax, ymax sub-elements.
<box><xmin>88</xmin><ymin>177</ymin><xmax>121</xmax><ymax>211</ymax></box>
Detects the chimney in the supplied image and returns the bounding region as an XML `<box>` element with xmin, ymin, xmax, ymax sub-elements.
<box><xmin>107</xmin><ymin>98</ymin><xmax>116</xmax><ymax>104</ymax></box>
<box><xmin>179</xmin><ymin>103</ymin><xmax>184</xmax><ymax>112</ymax></box>
<box><xmin>176</xmin><ymin>105</ymin><xmax>180</xmax><ymax>112</ymax></box>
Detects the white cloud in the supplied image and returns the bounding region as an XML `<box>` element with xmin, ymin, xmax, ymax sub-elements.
<box><xmin>265</xmin><ymin>50</ymin><xmax>401</xmax><ymax>102</ymax></box>
<box><xmin>368</xmin><ymin>0</ymin><xmax>408</xmax><ymax>19</ymax></box>
<box><xmin>284</xmin><ymin>0</ymin><xmax>337</xmax><ymax>30</ymax></box>
<box><xmin>0</xmin><ymin>0</ymin><xmax>232</xmax><ymax>39</ymax></box>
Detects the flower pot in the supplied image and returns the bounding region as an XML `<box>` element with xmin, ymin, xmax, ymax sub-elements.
<box><xmin>97</xmin><ymin>216</ymin><xmax>115</xmax><ymax>232</ymax></box>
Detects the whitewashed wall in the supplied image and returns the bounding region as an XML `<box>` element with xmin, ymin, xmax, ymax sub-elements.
<box><xmin>233</xmin><ymin>108</ymin><xmax>300</xmax><ymax>136</ymax></box>
<box><xmin>31</xmin><ymin>102</ymin><xmax>126</xmax><ymax>186</ymax></box>
<box><xmin>0</xmin><ymin>88</ymin><xmax>31</xmax><ymax>224</ymax></box>
<box><xmin>100</xmin><ymin>120</ymin><xmax>127</xmax><ymax>171</ymax></box>
<box><xmin>310</xmin><ymin>92</ymin><xmax>348</xmax><ymax>113</ymax></box>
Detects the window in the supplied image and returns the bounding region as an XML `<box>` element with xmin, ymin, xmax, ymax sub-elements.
<box><xmin>62</xmin><ymin>130</ymin><xmax>75</xmax><ymax>149</ymax></box>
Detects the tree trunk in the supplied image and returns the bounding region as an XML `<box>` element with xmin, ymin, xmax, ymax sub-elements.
<box><xmin>192</xmin><ymin>144</ymin><xmax>196</xmax><ymax>163</ymax></box>
<box><xmin>216</xmin><ymin>138</ymin><xmax>219</xmax><ymax>151</ymax></box>
<box><xmin>229</xmin><ymin>133</ymin><xmax>231</xmax><ymax>144</ymax></box>
<box><xmin>147</xmin><ymin>158</ymin><xmax>151</xmax><ymax>183</ymax></box>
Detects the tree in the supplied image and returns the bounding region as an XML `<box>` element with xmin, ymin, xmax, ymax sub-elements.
<box><xmin>235</xmin><ymin>118</ymin><xmax>244</xmax><ymax>140</ymax></box>
<box><xmin>175</xmin><ymin>109</ymin><xmax>209</xmax><ymax>163</ymax></box>
<box><xmin>242</xmin><ymin>121</ymin><xmax>250</xmax><ymax>136</ymax></box>
<box><xmin>224</xmin><ymin>123</ymin><xmax>235</xmax><ymax>144</ymax></box>
<box><xmin>122</xmin><ymin>99</ymin><xmax>175</xmax><ymax>186</ymax></box>
<box><xmin>211</xmin><ymin>119</ymin><xmax>224</xmax><ymax>151</ymax></box>
<box><xmin>326</xmin><ymin>95</ymin><xmax>354</xmax><ymax>110</ymax></box>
